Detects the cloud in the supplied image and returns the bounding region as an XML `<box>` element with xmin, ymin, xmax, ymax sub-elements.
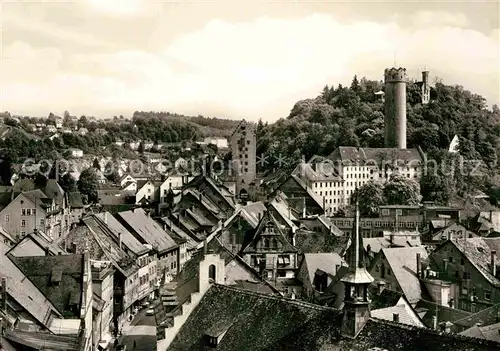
<box><xmin>1</xmin><ymin>12</ymin><xmax>499</xmax><ymax>120</ymax></box>
<box><xmin>83</xmin><ymin>0</ymin><xmax>162</xmax><ymax>17</ymax></box>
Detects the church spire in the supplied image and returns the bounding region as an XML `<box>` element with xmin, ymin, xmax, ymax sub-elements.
<box><xmin>341</xmin><ymin>192</ymin><xmax>374</xmax><ymax>284</ymax></box>
<box><xmin>340</xmin><ymin>189</ymin><xmax>374</xmax><ymax>338</ymax></box>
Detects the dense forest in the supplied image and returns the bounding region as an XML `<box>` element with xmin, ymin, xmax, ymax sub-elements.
<box><xmin>255</xmin><ymin>76</ymin><xmax>500</xmax><ymax>206</ymax></box>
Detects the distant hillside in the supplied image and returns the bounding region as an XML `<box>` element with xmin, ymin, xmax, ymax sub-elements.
<box><xmin>132</xmin><ymin>111</ymin><xmax>241</xmax><ymax>138</ymax></box>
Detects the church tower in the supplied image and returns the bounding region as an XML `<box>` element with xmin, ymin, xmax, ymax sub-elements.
<box><xmin>340</xmin><ymin>193</ymin><xmax>374</xmax><ymax>338</ymax></box>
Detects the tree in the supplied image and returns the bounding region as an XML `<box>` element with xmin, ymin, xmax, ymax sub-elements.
<box><xmin>138</xmin><ymin>141</ymin><xmax>145</xmax><ymax>154</ymax></box>
<box><xmin>78</xmin><ymin>168</ymin><xmax>99</xmax><ymax>203</ymax></box>
<box><xmin>0</xmin><ymin>156</ymin><xmax>12</xmax><ymax>185</ymax></box>
<box><xmin>165</xmin><ymin>188</ymin><xmax>175</xmax><ymax>209</ymax></box>
<box><xmin>384</xmin><ymin>174</ymin><xmax>421</xmax><ymax>205</ymax></box>
<box><xmin>352</xmin><ymin>181</ymin><xmax>385</xmax><ymax>217</ymax></box>
<box><xmin>92</xmin><ymin>158</ymin><xmax>101</xmax><ymax>170</ymax></box>
<box><xmin>60</xmin><ymin>173</ymin><xmax>77</xmax><ymax>193</ymax></box>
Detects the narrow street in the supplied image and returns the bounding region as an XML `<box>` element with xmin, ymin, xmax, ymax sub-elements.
<box><xmin>118</xmin><ymin>306</ymin><xmax>157</xmax><ymax>351</ymax></box>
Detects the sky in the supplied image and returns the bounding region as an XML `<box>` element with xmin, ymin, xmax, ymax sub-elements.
<box><xmin>1</xmin><ymin>0</ymin><xmax>499</xmax><ymax>122</ymax></box>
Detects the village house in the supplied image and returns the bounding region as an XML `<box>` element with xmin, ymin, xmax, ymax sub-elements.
<box><xmin>115</xmin><ymin>208</ymin><xmax>186</xmax><ymax>278</ymax></box>
<box><xmin>429</xmin><ymin>237</ymin><xmax>500</xmax><ymax>313</ymax></box>
<box><xmin>0</xmin><ymin>243</ymin><xmax>94</xmax><ymax>350</ymax></box>
<box><xmin>69</xmin><ymin>148</ymin><xmax>84</xmax><ymax>158</ymax></box>
<box><xmin>0</xmin><ymin>189</ymin><xmax>65</xmax><ymax>240</ymax></box>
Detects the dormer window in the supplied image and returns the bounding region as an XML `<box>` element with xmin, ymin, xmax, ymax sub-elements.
<box><xmin>50</xmin><ymin>267</ymin><xmax>62</xmax><ymax>286</ymax></box>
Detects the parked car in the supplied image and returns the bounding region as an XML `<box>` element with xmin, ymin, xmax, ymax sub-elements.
<box><xmin>146</xmin><ymin>309</ymin><xmax>155</xmax><ymax>316</ymax></box>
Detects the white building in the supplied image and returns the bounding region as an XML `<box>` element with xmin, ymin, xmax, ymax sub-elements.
<box><xmin>294</xmin><ymin>147</ymin><xmax>424</xmax><ymax>212</ymax></box>
<box><xmin>204</xmin><ymin>137</ymin><xmax>228</xmax><ymax>149</ymax></box>
<box><xmin>69</xmin><ymin>148</ymin><xmax>84</xmax><ymax>158</ymax></box>
<box><xmin>448</xmin><ymin>135</ymin><xmax>460</xmax><ymax>153</ymax></box>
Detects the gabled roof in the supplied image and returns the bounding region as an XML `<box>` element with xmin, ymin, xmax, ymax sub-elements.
<box><xmin>0</xmin><ymin>240</ymin><xmax>61</xmax><ymax>327</ymax></box>
<box><xmin>294</xmin><ymin>229</ymin><xmax>349</xmax><ymax>255</ymax></box>
<box><xmin>94</xmin><ymin>213</ymin><xmax>148</xmax><ymax>256</ymax></box>
<box><xmin>328</xmin><ymin>146</ymin><xmax>423</xmax><ymax>166</ymax></box>
<box><xmin>303</xmin><ymin>253</ymin><xmax>345</xmax><ymax>284</ymax></box>
<box><xmin>8</xmin><ymin>231</ymin><xmax>66</xmax><ymax>257</ymax></box>
<box><xmin>443</xmin><ymin>238</ymin><xmax>500</xmax><ymax>287</ymax></box>
<box><xmin>44</xmin><ymin>179</ymin><xmax>65</xmax><ymax>206</ymax></box>
<box><xmin>166</xmin><ymin>284</ymin><xmax>500</xmax><ymax>350</ymax></box>
<box><xmin>183</xmin><ymin>175</ymin><xmax>235</xmax><ymax>210</ymax></box>
<box><xmin>116</xmin><ymin>208</ymin><xmax>178</xmax><ymax>254</ymax></box>
<box><xmin>460</xmin><ymin>321</ymin><xmax>500</xmax><ymax>342</ymax></box>
<box><xmin>10</xmin><ymin>254</ymin><xmax>84</xmax><ymax>318</ymax></box>
<box><xmin>380</xmin><ymin>246</ymin><xmax>429</xmax><ymax>303</ymax></box>
<box><xmin>242</xmin><ymin>211</ymin><xmax>297</xmax><ymax>254</ymax></box>
<box><xmin>171</xmin><ymin>238</ymin><xmax>276</xmax><ymax>311</ymax></box>
<box><xmin>68</xmin><ymin>192</ymin><xmax>84</xmax><ymax>208</ymax></box>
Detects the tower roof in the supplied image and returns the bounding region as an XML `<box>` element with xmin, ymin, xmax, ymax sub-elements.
<box><xmin>341</xmin><ymin>192</ymin><xmax>374</xmax><ymax>285</ymax></box>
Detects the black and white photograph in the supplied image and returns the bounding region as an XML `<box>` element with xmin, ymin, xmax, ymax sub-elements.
<box><xmin>0</xmin><ymin>0</ymin><xmax>499</xmax><ymax>350</ymax></box>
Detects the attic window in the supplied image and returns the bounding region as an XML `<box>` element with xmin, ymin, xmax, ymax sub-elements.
<box><xmin>50</xmin><ymin>267</ymin><xmax>62</xmax><ymax>285</ymax></box>
<box><xmin>477</xmin><ymin>247</ymin><xmax>485</xmax><ymax>253</ymax></box>
<box><xmin>205</xmin><ymin>335</ymin><xmax>218</xmax><ymax>348</ymax></box>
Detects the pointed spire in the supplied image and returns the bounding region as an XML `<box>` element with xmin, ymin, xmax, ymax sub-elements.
<box><xmin>341</xmin><ymin>187</ymin><xmax>374</xmax><ymax>285</ymax></box>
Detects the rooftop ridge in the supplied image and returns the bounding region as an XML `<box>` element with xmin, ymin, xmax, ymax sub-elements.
<box><xmin>452</xmin><ymin>301</ymin><xmax>500</xmax><ymax>325</ymax></box>
<box><xmin>211</xmin><ymin>284</ymin><xmax>339</xmax><ymax>313</ymax></box>
<box><xmin>369</xmin><ymin>317</ymin><xmax>500</xmax><ymax>346</ymax></box>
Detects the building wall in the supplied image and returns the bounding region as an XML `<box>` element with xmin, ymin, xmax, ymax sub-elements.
<box><xmin>92</xmin><ymin>264</ymin><xmax>114</xmax><ymax>343</ymax></box>
<box><xmin>135</xmin><ymin>182</ymin><xmax>158</xmax><ymax>203</ymax></box>
<box><xmin>0</xmin><ymin>194</ymin><xmax>48</xmax><ymax>239</ymax></box>
<box><xmin>369</xmin><ymin>253</ymin><xmax>401</xmax><ymax>292</ymax></box>
<box><xmin>231</xmin><ymin>121</ymin><xmax>257</xmax><ymax>200</ymax></box>
<box><xmin>159</xmin><ymin>247</ymin><xmax>179</xmax><ymax>278</ymax></box>
<box><xmin>243</xmin><ymin>251</ymin><xmax>297</xmax><ymax>281</ymax></box>
<box><xmin>431</xmin><ymin>242</ymin><xmax>500</xmax><ymax>312</ymax></box>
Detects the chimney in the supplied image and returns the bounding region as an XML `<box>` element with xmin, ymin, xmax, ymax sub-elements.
<box><xmin>389</xmin><ymin>234</ymin><xmax>394</xmax><ymax>245</ymax></box>
<box><xmin>203</xmin><ymin>239</ymin><xmax>207</xmax><ymax>256</ymax></box>
<box><xmin>335</xmin><ymin>264</ymin><xmax>340</xmax><ymax>275</ymax></box>
<box><xmin>448</xmin><ymin>230</ymin><xmax>452</xmax><ymax>241</ymax></box>
<box><xmin>104</xmin><ymin>212</ymin><xmax>108</xmax><ymax>224</ymax></box>
<box><xmin>1</xmin><ymin>278</ymin><xmax>6</xmax><ymax>312</ymax></box>
<box><xmin>416</xmin><ymin>253</ymin><xmax>422</xmax><ymax>279</ymax></box>
<box><xmin>367</xmin><ymin>244</ymin><xmax>372</xmax><ymax>255</ymax></box>
<box><xmin>118</xmin><ymin>232</ymin><xmax>122</xmax><ymax>250</ymax></box>
<box><xmin>199</xmin><ymin>192</ymin><xmax>202</xmax><ymax>202</ymax></box>
<box><xmin>443</xmin><ymin>258</ymin><xmax>448</xmax><ymax>272</ymax></box>
<box><xmin>432</xmin><ymin>316</ymin><xmax>437</xmax><ymax>330</ymax></box>
<box><xmin>393</xmin><ymin>313</ymin><xmax>399</xmax><ymax>323</ymax></box>
<box><xmin>258</xmin><ymin>212</ymin><xmax>262</xmax><ymax>222</ymax></box>
<box><xmin>377</xmin><ymin>280</ymin><xmax>386</xmax><ymax>294</ymax></box>
<box><xmin>491</xmin><ymin>250</ymin><xmax>497</xmax><ymax>277</ymax></box>
<box><xmin>45</xmin><ymin>246</ymin><xmax>50</xmax><ymax>256</ymax></box>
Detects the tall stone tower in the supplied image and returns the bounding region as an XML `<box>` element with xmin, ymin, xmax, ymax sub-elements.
<box><xmin>384</xmin><ymin>67</ymin><xmax>407</xmax><ymax>149</ymax></box>
<box><xmin>230</xmin><ymin>119</ymin><xmax>256</xmax><ymax>201</ymax></box>
<box><xmin>341</xmin><ymin>194</ymin><xmax>374</xmax><ymax>338</ymax></box>
<box><xmin>421</xmin><ymin>70</ymin><xmax>430</xmax><ymax>104</ymax></box>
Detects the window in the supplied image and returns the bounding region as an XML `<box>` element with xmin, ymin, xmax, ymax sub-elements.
<box><xmin>5</xmin><ymin>215</ymin><xmax>9</xmax><ymax>223</ymax></box>
<box><xmin>460</xmin><ymin>258</ymin><xmax>465</xmax><ymax>265</ymax></box>
<box><xmin>22</xmin><ymin>209</ymin><xmax>26</xmax><ymax>216</ymax></box>
<box><xmin>208</xmin><ymin>264</ymin><xmax>216</xmax><ymax>280</ymax></box>
<box><xmin>461</xmin><ymin>284</ymin><xmax>468</xmax><ymax>296</ymax></box>
<box><xmin>449</xmin><ymin>257</ymin><xmax>453</xmax><ymax>263</ymax></box>
<box><xmin>20</xmin><ymin>231</ymin><xmax>26</xmax><ymax>237</ymax></box>
<box><xmin>485</xmin><ymin>290</ymin><xmax>492</xmax><ymax>301</ymax></box>
<box><xmin>21</xmin><ymin>220</ymin><xmax>26</xmax><ymax>227</ymax></box>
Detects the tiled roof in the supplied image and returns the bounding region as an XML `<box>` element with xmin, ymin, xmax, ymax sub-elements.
<box><xmin>80</xmin><ymin>216</ymin><xmax>137</xmax><ymax>276</ymax></box>
<box><xmin>381</xmin><ymin>246</ymin><xmax>429</xmax><ymax>304</ymax></box>
<box><xmin>94</xmin><ymin>213</ymin><xmax>148</xmax><ymax>256</ymax></box>
<box><xmin>0</xmin><ymin>240</ymin><xmax>61</xmax><ymax>326</ymax></box>
<box><xmin>294</xmin><ymin>229</ymin><xmax>349</xmax><ymax>255</ymax></box>
<box><xmin>12</xmin><ymin>179</ymin><xmax>35</xmax><ymax>193</ymax></box>
<box><xmin>303</xmin><ymin>253</ymin><xmax>345</xmax><ymax>283</ymax></box>
<box><xmin>452</xmin><ymin>302</ymin><xmax>500</xmax><ymax>330</ymax></box>
<box><xmin>68</xmin><ymin>192</ymin><xmax>84</xmax><ymax>208</ymax></box>
<box><xmin>4</xmin><ymin>329</ymin><xmax>80</xmax><ymax>351</ymax></box>
<box><xmin>242</xmin><ymin>211</ymin><xmax>297</xmax><ymax>254</ymax></box>
<box><xmin>161</xmin><ymin>218</ymin><xmax>198</xmax><ymax>250</ymax></box>
<box><xmin>241</xmin><ymin>201</ymin><xmax>266</xmax><ymax>226</ymax></box>
<box><xmin>450</xmin><ymin>238</ymin><xmax>500</xmax><ymax>287</ymax></box>
<box><xmin>415</xmin><ymin>299</ymin><xmax>471</xmax><ymax>330</ymax></box>
<box><xmin>370</xmin><ymin>305</ymin><xmax>422</xmax><ymax>327</ymax></box>
<box><xmin>167</xmin><ymin>285</ymin><xmax>500</xmax><ymax>350</ymax></box>
<box><xmin>368</xmin><ymin>287</ymin><xmax>404</xmax><ymax>310</ymax></box>
<box><xmin>8</xmin><ymin>231</ymin><xmax>66</xmax><ymax>257</ymax></box>
<box><xmin>364</xmin><ymin>236</ymin><xmax>420</xmax><ymax>255</ymax></box>
<box><xmin>116</xmin><ymin>208</ymin><xmax>178</xmax><ymax>254</ymax></box>
<box><xmin>460</xmin><ymin>321</ymin><xmax>500</xmax><ymax>342</ymax></box>
<box><xmin>328</xmin><ymin>146</ymin><xmax>423</xmax><ymax>166</ymax></box>
<box><xmin>10</xmin><ymin>254</ymin><xmax>84</xmax><ymax>318</ymax></box>
<box><xmin>167</xmin><ymin>284</ymin><xmax>342</xmax><ymax>351</ymax></box>
<box><xmin>44</xmin><ymin>179</ymin><xmax>65</xmax><ymax>206</ymax></box>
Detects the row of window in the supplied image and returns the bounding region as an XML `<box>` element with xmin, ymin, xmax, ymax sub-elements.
<box><xmin>332</xmin><ymin>219</ymin><xmax>418</xmax><ymax>228</ymax></box>
<box><xmin>21</xmin><ymin>209</ymin><xmax>37</xmax><ymax>216</ymax></box>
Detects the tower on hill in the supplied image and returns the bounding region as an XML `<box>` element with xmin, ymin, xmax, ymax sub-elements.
<box><xmin>230</xmin><ymin>119</ymin><xmax>256</xmax><ymax>201</ymax></box>
<box><xmin>384</xmin><ymin>67</ymin><xmax>407</xmax><ymax>149</ymax></box>
<box><xmin>340</xmin><ymin>194</ymin><xmax>374</xmax><ymax>338</ymax></box>
<box><xmin>421</xmin><ymin>70</ymin><xmax>430</xmax><ymax>104</ymax></box>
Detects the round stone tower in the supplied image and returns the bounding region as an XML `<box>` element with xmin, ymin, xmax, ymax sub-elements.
<box><xmin>384</xmin><ymin>67</ymin><xmax>407</xmax><ymax>149</ymax></box>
